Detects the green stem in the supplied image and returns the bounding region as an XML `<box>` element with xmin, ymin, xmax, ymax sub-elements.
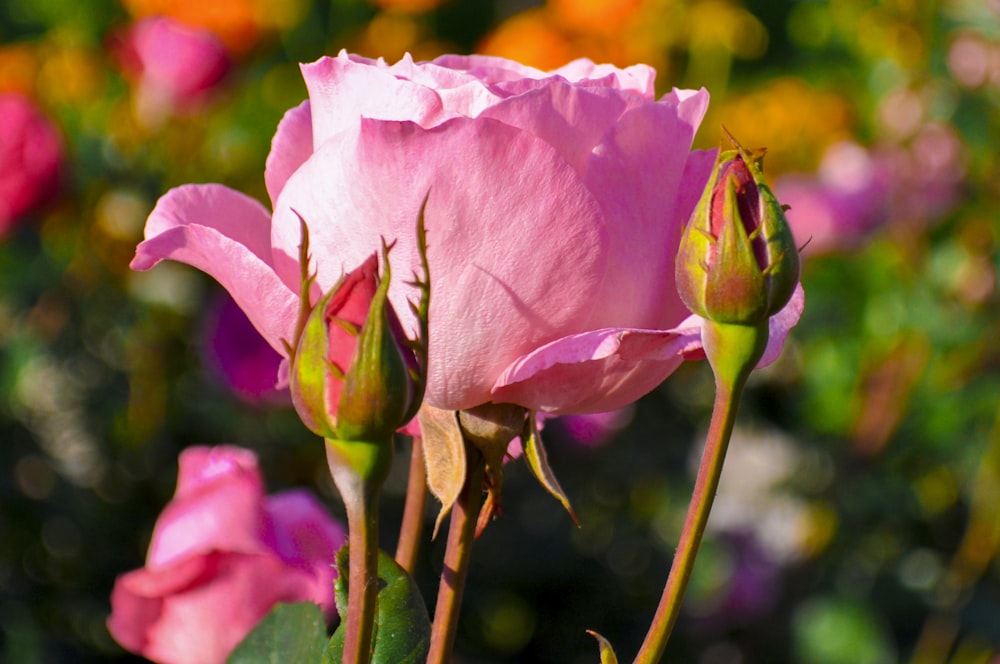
<box><xmin>426</xmin><ymin>446</ymin><xmax>486</xmax><ymax>664</ymax></box>
<box><xmin>341</xmin><ymin>484</ymin><xmax>379</xmax><ymax>664</ymax></box>
<box><xmin>395</xmin><ymin>435</ymin><xmax>428</xmax><ymax>575</ymax></box>
<box><xmin>633</xmin><ymin>321</ymin><xmax>764</xmax><ymax>664</ymax></box>
<box><xmin>326</xmin><ymin>439</ymin><xmax>393</xmax><ymax>664</ymax></box>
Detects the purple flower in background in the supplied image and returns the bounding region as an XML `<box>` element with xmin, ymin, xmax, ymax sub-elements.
<box><xmin>0</xmin><ymin>92</ymin><xmax>62</xmax><ymax>236</ymax></box>
<box><xmin>690</xmin><ymin>532</ymin><xmax>782</xmax><ymax>629</ymax></box>
<box><xmin>552</xmin><ymin>406</ymin><xmax>635</xmax><ymax>448</ymax></box>
<box><xmin>202</xmin><ymin>291</ymin><xmax>286</xmax><ymax>403</ymax></box>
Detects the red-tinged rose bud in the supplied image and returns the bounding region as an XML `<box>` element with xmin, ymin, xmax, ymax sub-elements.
<box><xmin>289</xmin><ymin>246</ymin><xmax>423</xmax><ymax>444</ymax></box>
<box><xmin>676</xmin><ymin>130</ymin><xmax>800</xmax><ymax>325</ymax></box>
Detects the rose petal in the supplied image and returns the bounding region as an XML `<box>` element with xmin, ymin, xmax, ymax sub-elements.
<box><xmin>491</xmin><ymin>326</ymin><xmax>696</xmax><ymax>413</ymax></box>
<box><xmin>264</xmin><ymin>490</ymin><xmax>346</xmax><ymax>618</ymax></box>
<box><xmin>672</xmin><ymin>148</ymin><xmax>718</xmax><ymax>230</ymax></box>
<box><xmin>661</xmin><ymin>86</ymin><xmax>711</xmax><ymax>130</ymax></box>
<box><xmin>270</xmin><ymin>116</ymin><xmax>608</xmax><ymax>410</ymax></box>
<box><xmin>107</xmin><ymin>554</ymin><xmax>209</xmax><ymax>655</ymax></box>
<box><xmin>132</xmin><ymin>184</ymin><xmax>298</xmax><ymax>354</ymax></box>
<box><xmin>492</xmin><ymin>285</ymin><xmax>803</xmax><ymax>413</ymax></box>
<box><xmin>759</xmin><ymin>283</ymin><xmax>805</xmax><ymax>366</ymax></box>
<box><xmin>114</xmin><ymin>552</ymin><xmax>321</xmax><ymax>664</ymax></box>
<box><xmin>430</xmin><ymin>53</ymin><xmax>551</xmax><ymax>84</ymax></box>
<box><xmin>264</xmin><ymin>100</ymin><xmax>313</xmax><ymax>207</ymax></box>
<box><xmin>583</xmin><ymin>94</ymin><xmax>710</xmax><ymax>330</ymax></box>
<box><xmin>174</xmin><ymin>446</ymin><xmax>261</xmax><ymax>498</ymax></box>
<box><xmin>478</xmin><ymin>77</ymin><xmax>628</xmax><ymax>175</ymax></box>
<box><xmin>552</xmin><ymin>59</ymin><xmax>658</xmax><ymax>97</ymax></box>
<box><xmin>301</xmin><ymin>52</ymin><xmax>449</xmax><ymax>147</ymax></box>
<box><xmin>147</xmin><ymin>447</ymin><xmax>270</xmax><ymax>568</ymax></box>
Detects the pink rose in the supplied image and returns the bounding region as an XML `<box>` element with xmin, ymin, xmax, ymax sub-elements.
<box><xmin>113</xmin><ymin>16</ymin><xmax>230</xmax><ymax>124</ymax></box>
<box><xmin>0</xmin><ymin>93</ymin><xmax>62</xmax><ymax>236</ymax></box>
<box><xmin>132</xmin><ymin>52</ymin><xmax>802</xmax><ymax>415</ymax></box>
<box><xmin>107</xmin><ymin>446</ymin><xmax>346</xmax><ymax>664</ymax></box>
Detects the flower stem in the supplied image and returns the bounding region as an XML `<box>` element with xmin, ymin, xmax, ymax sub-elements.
<box><xmin>326</xmin><ymin>439</ymin><xmax>393</xmax><ymax>664</ymax></box>
<box><xmin>395</xmin><ymin>435</ymin><xmax>428</xmax><ymax>574</ymax></box>
<box><xmin>426</xmin><ymin>446</ymin><xmax>486</xmax><ymax>664</ymax></box>
<box><xmin>341</xmin><ymin>485</ymin><xmax>379</xmax><ymax>664</ymax></box>
<box><xmin>633</xmin><ymin>321</ymin><xmax>764</xmax><ymax>664</ymax></box>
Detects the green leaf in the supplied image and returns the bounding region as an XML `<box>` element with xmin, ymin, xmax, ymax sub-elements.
<box><xmin>522</xmin><ymin>412</ymin><xmax>578</xmax><ymax>525</ymax></box>
<box><xmin>324</xmin><ymin>548</ymin><xmax>431</xmax><ymax>664</ymax></box>
<box><xmin>227</xmin><ymin>602</ymin><xmax>327</xmax><ymax>664</ymax></box>
<box><xmin>586</xmin><ymin>630</ymin><xmax>619</xmax><ymax>664</ymax></box>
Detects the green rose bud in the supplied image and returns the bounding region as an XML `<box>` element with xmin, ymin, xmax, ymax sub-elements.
<box><xmin>676</xmin><ymin>130</ymin><xmax>800</xmax><ymax>325</ymax></box>
<box><xmin>289</xmin><ymin>249</ymin><xmax>422</xmax><ymax>443</ymax></box>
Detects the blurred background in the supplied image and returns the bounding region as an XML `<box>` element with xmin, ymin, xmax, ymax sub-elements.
<box><xmin>1</xmin><ymin>0</ymin><xmax>999</xmax><ymax>662</ymax></box>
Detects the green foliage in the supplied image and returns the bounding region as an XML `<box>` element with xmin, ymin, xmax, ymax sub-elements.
<box><xmin>227</xmin><ymin>603</ymin><xmax>328</xmax><ymax>664</ymax></box>
<box><xmin>325</xmin><ymin>549</ymin><xmax>430</xmax><ymax>664</ymax></box>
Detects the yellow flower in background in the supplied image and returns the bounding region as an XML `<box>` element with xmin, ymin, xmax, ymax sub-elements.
<box><xmin>0</xmin><ymin>39</ymin><xmax>104</xmax><ymax>107</ymax></box>
<box><xmin>350</xmin><ymin>11</ymin><xmax>452</xmax><ymax>63</ymax></box>
<box><xmin>38</xmin><ymin>42</ymin><xmax>106</xmax><ymax>106</ymax></box>
<box><xmin>684</xmin><ymin>0</ymin><xmax>767</xmax><ymax>59</ymax></box>
<box><xmin>707</xmin><ymin>78</ymin><xmax>855</xmax><ymax>174</ymax></box>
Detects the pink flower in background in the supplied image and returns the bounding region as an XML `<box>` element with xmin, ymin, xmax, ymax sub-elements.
<box><xmin>108</xmin><ymin>446</ymin><xmax>346</xmax><ymax>664</ymax></box>
<box><xmin>775</xmin><ymin>141</ymin><xmax>891</xmax><ymax>255</ymax></box>
<box><xmin>113</xmin><ymin>16</ymin><xmax>231</xmax><ymax>125</ymax></box>
<box><xmin>777</xmin><ymin>126</ymin><xmax>965</xmax><ymax>257</ymax></box>
<box><xmin>132</xmin><ymin>52</ymin><xmax>802</xmax><ymax>417</ymax></box>
<box><xmin>553</xmin><ymin>407</ymin><xmax>635</xmax><ymax>448</ymax></box>
<box><xmin>202</xmin><ymin>291</ymin><xmax>285</xmax><ymax>403</ymax></box>
<box><xmin>0</xmin><ymin>93</ymin><xmax>62</xmax><ymax>236</ymax></box>
<box><xmin>882</xmin><ymin>122</ymin><xmax>965</xmax><ymax>227</ymax></box>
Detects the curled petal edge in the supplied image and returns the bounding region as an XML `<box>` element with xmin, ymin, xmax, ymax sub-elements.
<box><xmin>491</xmin><ymin>283</ymin><xmax>805</xmax><ymax>412</ymax></box>
<box><xmin>131</xmin><ymin>186</ymin><xmax>299</xmax><ymax>355</ymax></box>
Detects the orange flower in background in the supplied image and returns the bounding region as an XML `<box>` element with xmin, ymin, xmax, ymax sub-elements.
<box><xmin>120</xmin><ymin>0</ymin><xmax>307</xmax><ymax>55</ymax></box>
<box><xmin>479</xmin><ymin>9</ymin><xmax>578</xmax><ymax>71</ymax></box>
<box><xmin>122</xmin><ymin>0</ymin><xmax>259</xmax><ymax>54</ymax></box>
<box><xmin>549</xmin><ymin>0</ymin><xmax>643</xmax><ymax>35</ymax></box>
<box><xmin>367</xmin><ymin>0</ymin><xmax>447</xmax><ymax>13</ymax></box>
<box><xmin>0</xmin><ymin>45</ymin><xmax>37</xmax><ymax>96</ymax></box>
<box><xmin>480</xmin><ymin>3</ymin><xmax>664</xmax><ymax>73</ymax></box>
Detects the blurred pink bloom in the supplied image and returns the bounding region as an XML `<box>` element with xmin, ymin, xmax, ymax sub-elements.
<box><xmin>882</xmin><ymin>122</ymin><xmax>965</xmax><ymax>227</ymax></box>
<box><xmin>554</xmin><ymin>406</ymin><xmax>634</xmax><ymax>448</ymax></box>
<box><xmin>777</xmin><ymin>126</ymin><xmax>964</xmax><ymax>257</ymax></box>
<box><xmin>113</xmin><ymin>16</ymin><xmax>230</xmax><ymax>125</ymax></box>
<box><xmin>0</xmin><ymin>93</ymin><xmax>62</xmax><ymax>235</ymax></box>
<box><xmin>202</xmin><ymin>291</ymin><xmax>286</xmax><ymax>403</ymax></box>
<box><xmin>776</xmin><ymin>141</ymin><xmax>891</xmax><ymax>255</ymax></box>
<box><xmin>108</xmin><ymin>446</ymin><xmax>345</xmax><ymax>664</ymax></box>
<box><xmin>132</xmin><ymin>52</ymin><xmax>802</xmax><ymax>416</ymax></box>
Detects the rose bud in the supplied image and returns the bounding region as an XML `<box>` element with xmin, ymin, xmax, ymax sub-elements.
<box><xmin>289</xmin><ymin>248</ymin><xmax>422</xmax><ymax>443</ymax></box>
<box><xmin>676</xmin><ymin>130</ymin><xmax>800</xmax><ymax>326</ymax></box>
